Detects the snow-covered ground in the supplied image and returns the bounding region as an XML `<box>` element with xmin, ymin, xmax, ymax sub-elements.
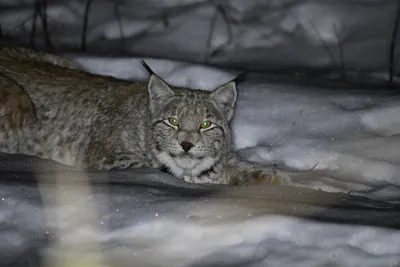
<box><xmin>1</xmin><ymin>0</ymin><xmax>400</xmax><ymax>266</ymax></box>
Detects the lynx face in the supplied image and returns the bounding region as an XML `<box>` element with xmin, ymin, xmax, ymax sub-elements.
<box><xmin>147</xmin><ymin>72</ymin><xmax>237</xmax><ymax>181</ymax></box>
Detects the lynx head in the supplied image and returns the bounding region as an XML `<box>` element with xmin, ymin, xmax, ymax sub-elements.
<box><xmin>142</xmin><ymin>61</ymin><xmax>238</xmax><ymax>181</ymax></box>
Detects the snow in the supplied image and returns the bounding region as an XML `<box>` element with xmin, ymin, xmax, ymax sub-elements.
<box><xmin>2</xmin><ymin>164</ymin><xmax>400</xmax><ymax>267</ymax></box>
<box><xmin>1</xmin><ymin>0</ymin><xmax>400</xmax><ymax>266</ymax></box>
<box><xmin>1</xmin><ymin>0</ymin><xmax>399</xmax><ymax>76</ymax></box>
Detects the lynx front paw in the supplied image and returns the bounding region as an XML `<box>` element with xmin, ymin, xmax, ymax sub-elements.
<box><xmin>94</xmin><ymin>154</ymin><xmax>142</xmax><ymax>170</ymax></box>
<box><xmin>246</xmin><ymin>169</ymin><xmax>292</xmax><ymax>186</ymax></box>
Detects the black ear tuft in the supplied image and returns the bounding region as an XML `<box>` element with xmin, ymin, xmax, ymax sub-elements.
<box><xmin>140</xmin><ymin>60</ymin><xmax>155</xmax><ymax>76</ymax></box>
<box><xmin>231</xmin><ymin>72</ymin><xmax>247</xmax><ymax>85</ymax></box>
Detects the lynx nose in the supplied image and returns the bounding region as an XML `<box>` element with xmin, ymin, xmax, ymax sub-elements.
<box><xmin>180</xmin><ymin>141</ymin><xmax>194</xmax><ymax>152</ymax></box>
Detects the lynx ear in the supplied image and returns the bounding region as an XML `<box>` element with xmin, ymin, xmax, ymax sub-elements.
<box><xmin>209</xmin><ymin>80</ymin><xmax>237</xmax><ymax>121</ymax></box>
<box><xmin>142</xmin><ymin>61</ymin><xmax>175</xmax><ymax>114</ymax></box>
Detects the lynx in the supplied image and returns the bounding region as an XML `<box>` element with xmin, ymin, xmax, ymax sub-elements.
<box><xmin>0</xmin><ymin>46</ymin><xmax>291</xmax><ymax>185</ymax></box>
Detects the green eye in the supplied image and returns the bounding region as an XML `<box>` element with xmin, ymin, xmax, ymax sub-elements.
<box><xmin>168</xmin><ymin>117</ymin><xmax>179</xmax><ymax>126</ymax></box>
<box><xmin>200</xmin><ymin>120</ymin><xmax>212</xmax><ymax>129</ymax></box>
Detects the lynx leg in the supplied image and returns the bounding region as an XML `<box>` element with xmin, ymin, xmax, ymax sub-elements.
<box><xmin>0</xmin><ymin>74</ymin><xmax>36</xmax><ymax>154</ymax></box>
<box><xmin>86</xmin><ymin>152</ymin><xmax>147</xmax><ymax>170</ymax></box>
<box><xmin>245</xmin><ymin>169</ymin><xmax>292</xmax><ymax>186</ymax></box>
<box><xmin>226</xmin><ymin>155</ymin><xmax>292</xmax><ymax>186</ymax></box>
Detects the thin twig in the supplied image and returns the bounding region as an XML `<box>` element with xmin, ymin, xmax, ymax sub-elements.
<box><xmin>30</xmin><ymin>0</ymin><xmax>39</xmax><ymax>49</ymax></box>
<box><xmin>128</xmin><ymin>20</ymin><xmax>160</xmax><ymax>49</ymax></box>
<box><xmin>288</xmin><ymin>10</ymin><xmax>340</xmax><ymax>73</ymax></box>
<box><xmin>389</xmin><ymin>0</ymin><xmax>400</xmax><ymax>83</ymax></box>
<box><xmin>308</xmin><ymin>20</ymin><xmax>338</xmax><ymax>67</ymax></box>
<box><xmin>204</xmin><ymin>3</ymin><xmax>219</xmax><ymax>63</ymax></box>
<box><xmin>204</xmin><ymin>3</ymin><xmax>235</xmax><ymax>62</ymax></box>
<box><xmin>333</xmin><ymin>24</ymin><xmax>346</xmax><ymax>81</ymax></box>
<box><xmin>38</xmin><ymin>0</ymin><xmax>53</xmax><ymax>51</ymax></box>
<box><xmin>306</xmin><ymin>162</ymin><xmax>320</xmax><ymax>172</ymax></box>
<box><xmin>0</xmin><ymin>16</ymin><xmax>32</xmax><ymax>37</ymax></box>
<box><xmin>81</xmin><ymin>0</ymin><xmax>93</xmax><ymax>51</ymax></box>
<box><xmin>161</xmin><ymin>13</ymin><xmax>169</xmax><ymax>28</ymax></box>
<box><xmin>113</xmin><ymin>0</ymin><xmax>126</xmax><ymax>52</ymax></box>
<box><xmin>281</xmin><ymin>162</ymin><xmax>320</xmax><ymax>173</ymax></box>
<box><xmin>210</xmin><ymin>4</ymin><xmax>234</xmax><ymax>58</ymax></box>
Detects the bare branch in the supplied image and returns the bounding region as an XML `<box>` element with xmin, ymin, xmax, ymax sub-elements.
<box><xmin>288</xmin><ymin>9</ymin><xmax>342</xmax><ymax>77</ymax></box>
<box><xmin>309</xmin><ymin>22</ymin><xmax>338</xmax><ymax>68</ymax></box>
<box><xmin>204</xmin><ymin>4</ymin><xmax>219</xmax><ymax>63</ymax></box>
<box><xmin>210</xmin><ymin>4</ymin><xmax>233</xmax><ymax>58</ymax></box>
<box><xmin>38</xmin><ymin>0</ymin><xmax>53</xmax><ymax>51</ymax></box>
<box><xmin>389</xmin><ymin>0</ymin><xmax>400</xmax><ymax>83</ymax></box>
<box><xmin>113</xmin><ymin>1</ymin><xmax>126</xmax><ymax>52</ymax></box>
<box><xmin>161</xmin><ymin>13</ymin><xmax>169</xmax><ymax>28</ymax></box>
<box><xmin>30</xmin><ymin>0</ymin><xmax>39</xmax><ymax>49</ymax></box>
<box><xmin>204</xmin><ymin>3</ymin><xmax>234</xmax><ymax>63</ymax></box>
<box><xmin>333</xmin><ymin>24</ymin><xmax>346</xmax><ymax>81</ymax></box>
<box><xmin>81</xmin><ymin>0</ymin><xmax>93</xmax><ymax>51</ymax></box>
<box><xmin>129</xmin><ymin>20</ymin><xmax>160</xmax><ymax>49</ymax></box>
